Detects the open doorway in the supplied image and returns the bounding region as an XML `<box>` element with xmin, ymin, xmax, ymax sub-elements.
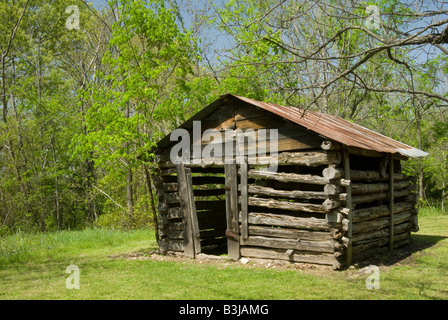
<box><xmin>189</xmin><ymin>166</ymin><xmax>228</xmax><ymax>256</ymax></box>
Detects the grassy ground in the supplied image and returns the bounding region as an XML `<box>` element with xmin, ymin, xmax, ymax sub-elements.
<box><xmin>1</xmin><ymin>208</ymin><xmax>447</xmax><ymax>300</ymax></box>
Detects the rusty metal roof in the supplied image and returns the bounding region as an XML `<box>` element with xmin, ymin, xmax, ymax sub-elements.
<box><xmin>157</xmin><ymin>93</ymin><xmax>428</xmax><ymax>158</ymax></box>
<box><xmin>232</xmin><ymin>94</ymin><xmax>427</xmax><ymax>158</ymax></box>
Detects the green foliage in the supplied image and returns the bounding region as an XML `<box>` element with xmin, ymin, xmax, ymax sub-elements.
<box><xmin>0</xmin><ymin>0</ymin><xmax>447</xmax><ymax>234</ymax></box>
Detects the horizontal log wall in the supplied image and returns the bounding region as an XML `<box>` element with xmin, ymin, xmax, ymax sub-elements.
<box><xmin>321</xmin><ymin>157</ymin><xmax>419</xmax><ymax>266</ymax></box>
<box><xmin>236</xmin><ymin>152</ymin><xmax>343</xmax><ymax>269</ymax></box>
<box><xmin>155</xmin><ymin>128</ymin><xmax>418</xmax><ymax>269</ymax></box>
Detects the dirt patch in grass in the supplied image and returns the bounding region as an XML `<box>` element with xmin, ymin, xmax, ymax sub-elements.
<box><xmin>110</xmin><ymin>249</ymin><xmax>335</xmax><ymax>276</ymax></box>
<box><xmin>109</xmin><ymin>231</ymin><xmax>447</xmax><ymax>277</ymax></box>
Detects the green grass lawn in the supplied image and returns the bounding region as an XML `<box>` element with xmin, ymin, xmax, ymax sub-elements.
<box><xmin>1</xmin><ymin>208</ymin><xmax>447</xmax><ymax>300</ymax></box>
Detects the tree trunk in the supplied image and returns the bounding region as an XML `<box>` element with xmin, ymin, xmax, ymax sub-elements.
<box><xmin>1</xmin><ymin>56</ymin><xmax>7</xmax><ymax>123</ymax></box>
<box><xmin>144</xmin><ymin>165</ymin><xmax>159</xmax><ymax>243</ymax></box>
<box><xmin>443</xmin><ymin>180</ymin><xmax>446</xmax><ymax>212</ymax></box>
<box><xmin>416</xmin><ymin>108</ymin><xmax>424</xmax><ymax>202</ymax></box>
<box><xmin>126</xmin><ymin>166</ymin><xmax>134</xmax><ymax>227</ymax></box>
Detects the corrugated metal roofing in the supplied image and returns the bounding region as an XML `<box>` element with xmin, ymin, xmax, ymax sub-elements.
<box><xmin>232</xmin><ymin>94</ymin><xmax>428</xmax><ymax>158</ymax></box>
<box><xmin>157</xmin><ymin>93</ymin><xmax>428</xmax><ymax>158</ymax></box>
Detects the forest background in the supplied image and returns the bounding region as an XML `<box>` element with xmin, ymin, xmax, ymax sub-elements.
<box><xmin>1</xmin><ymin>0</ymin><xmax>447</xmax><ymax>235</ymax></box>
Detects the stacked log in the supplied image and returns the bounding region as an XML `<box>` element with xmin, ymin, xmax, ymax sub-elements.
<box><xmin>321</xmin><ymin>166</ymin><xmax>419</xmax><ymax>264</ymax></box>
<box><xmin>153</xmin><ymin>169</ymin><xmax>184</xmax><ymax>253</ymax></box>
<box><xmin>237</xmin><ymin>152</ymin><xmax>343</xmax><ymax>268</ymax></box>
<box><xmin>154</xmin><ymin>147</ymin><xmax>419</xmax><ymax>269</ymax></box>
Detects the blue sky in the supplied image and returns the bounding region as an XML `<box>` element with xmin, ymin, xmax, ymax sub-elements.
<box><xmin>84</xmin><ymin>0</ymin><xmax>447</xmax><ymax>68</ymax></box>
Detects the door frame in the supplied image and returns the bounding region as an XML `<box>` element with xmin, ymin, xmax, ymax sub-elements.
<box><xmin>177</xmin><ymin>159</ymin><xmax>248</xmax><ymax>261</ymax></box>
<box><xmin>176</xmin><ymin>163</ymin><xmax>200</xmax><ymax>258</ymax></box>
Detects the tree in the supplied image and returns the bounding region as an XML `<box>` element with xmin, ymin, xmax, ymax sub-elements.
<box><xmin>213</xmin><ymin>0</ymin><xmax>448</xmax><ymax>204</ymax></box>
<box><xmin>72</xmin><ymin>0</ymin><xmax>200</xmax><ymax>231</ymax></box>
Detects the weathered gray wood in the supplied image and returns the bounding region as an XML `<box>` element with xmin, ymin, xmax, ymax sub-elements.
<box><xmin>349</xmin><ymin>180</ymin><xmax>411</xmax><ymax>195</ymax></box>
<box><xmin>330</xmin><ymin>228</ymin><xmax>343</xmax><ymax>239</ymax></box>
<box><xmin>352</xmin><ymin>231</ymin><xmax>411</xmax><ymax>255</ymax></box>
<box><xmin>186</xmin><ymin>168</ymin><xmax>201</xmax><ymax>254</ymax></box>
<box><xmin>241</xmin><ymin>236</ymin><xmax>334</xmax><ymax>253</ymax></box>
<box><xmin>395</xmin><ymin>180</ymin><xmax>411</xmax><ymax>190</ymax></box>
<box><xmin>225</xmin><ymin>161</ymin><xmax>240</xmax><ymax>261</ymax></box>
<box><xmin>164</xmin><ymin>230</ymin><xmax>184</xmax><ymax>240</ymax></box>
<box><xmin>348</xmin><ymin>146</ymin><xmax>384</xmax><ymax>158</ymax></box>
<box><xmin>158</xmin><ymin>201</ymin><xmax>168</xmax><ymax>215</ymax></box>
<box><xmin>351</xmin><ymin>189</ymin><xmax>410</xmax><ymax>204</ymax></box>
<box><xmin>177</xmin><ymin>163</ymin><xmax>195</xmax><ymax>258</ymax></box>
<box><xmin>162</xmin><ymin>239</ymin><xmax>184</xmax><ymax>252</ymax></box>
<box><xmin>167</xmin><ymin>206</ymin><xmax>182</xmax><ymax>219</ymax></box>
<box><xmin>240</xmin><ymin>247</ymin><xmax>337</xmax><ymax>266</ymax></box>
<box><xmin>389</xmin><ymin>154</ymin><xmax>395</xmax><ymax>251</ymax></box>
<box><xmin>395</xmin><ymin>221</ymin><xmax>412</xmax><ymax>234</ymax></box>
<box><xmin>254</xmin><ymin>150</ymin><xmax>341</xmax><ymax>167</ymax></box>
<box><xmin>165</xmin><ymin>221</ymin><xmax>184</xmax><ymax>231</ymax></box>
<box><xmin>152</xmin><ymin>173</ymin><xmax>164</xmax><ymax>188</ymax></box>
<box><xmin>248</xmin><ymin>212</ymin><xmax>329</xmax><ymax>231</ymax></box>
<box><xmin>326</xmin><ymin>210</ymin><xmax>343</xmax><ymax>224</ymax></box>
<box><xmin>351</xmin><ymin>182</ymin><xmax>389</xmax><ymax>195</ymax></box>
<box><xmin>158</xmin><ymin>151</ymin><xmax>341</xmax><ymax>168</ymax></box>
<box><xmin>248</xmin><ymin>225</ymin><xmax>332</xmax><ymax>241</ymax></box>
<box><xmin>350</xmin><ymin>170</ymin><xmax>411</xmax><ymax>182</ymax></box>
<box><xmin>176</xmin><ymin>164</ymin><xmax>201</xmax><ymax>258</ymax></box>
<box><xmin>322</xmin><ymin>199</ymin><xmax>342</xmax><ymax>210</ymax></box>
<box><xmin>324</xmin><ymin>183</ymin><xmax>342</xmax><ymax>195</ymax></box>
<box><xmin>352</xmin><ymin>202</ymin><xmax>415</xmax><ymax>223</ymax></box>
<box><xmin>342</xmin><ymin>147</ymin><xmax>352</xmax><ymax>266</ymax></box>
<box><xmin>240</xmin><ymin>157</ymin><xmax>248</xmax><ymax>241</ymax></box>
<box><xmin>247</xmin><ymin>185</ymin><xmax>330</xmax><ymax>200</ymax></box>
<box><xmin>321</xmin><ymin>140</ymin><xmax>341</xmax><ymax>151</ymax></box>
<box><xmin>200</xmin><ymin>134</ymin><xmax>323</xmax><ymax>154</ymax></box>
<box><xmin>351</xmin><ymin>211</ymin><xmax>412</xmax><ymax>234</ymax></box>
<box><xmin>248</xmin><ymin>170</ymin><xmax>329</xmax><ymax>185</ymax></box>
<box><xmin>352</xmin><ymin>228</ymin><xmax>389</xmax><ymax>244</ymax></box>
<box><xmin>162</xmin><ymin>182</ymin><xmax>178</xmax><ymax>192</ymax></box>
<box><xmin>165</xmin><ymin>192</ymin><xmax>180</xmax><ymax>204</ymax></box>
<box><xmin>248</xmin><ymin>197</ymin><xmax>326</xmax><ymax>213</ymax></box>
<box><xmin>322</xmin><ymin>167</ymin><xmax>344</xmax><ymax>180</ymax></box>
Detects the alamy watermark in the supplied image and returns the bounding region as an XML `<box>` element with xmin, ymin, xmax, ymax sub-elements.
<box><xmin>365</xmin><ymin>265</ymin><xmax>380</xmax><ymax>290</ymax></box>
<box><xmin>169</xmin><ymin>121</ymin><xmax>279</xmax><ymax>172</ymax></box>
<box><xmin>365</xmin><ymin>5</ymin><xmax>381</xmax><ymax>30</ymax></box>
<box><xmin>66</xmin><ymin>5</ymin><xmax>80</xmax><ymax>30</ymax></box>
<box><xmin>66</xmin><ymin>264</ymin><xmax>80</xmax><ymax>289</ymax></box>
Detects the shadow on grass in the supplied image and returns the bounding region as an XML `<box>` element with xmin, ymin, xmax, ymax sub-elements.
<box><xmin>358</xmin><ymin>234</ymin><xmax>448</xmax><ymax>267</ymax></box>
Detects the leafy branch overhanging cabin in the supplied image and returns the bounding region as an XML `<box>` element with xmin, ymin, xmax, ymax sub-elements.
<box><xmin>152</xmin><ymin>94</ymin><xmax>428</xmax><ymax>270</ymax></box>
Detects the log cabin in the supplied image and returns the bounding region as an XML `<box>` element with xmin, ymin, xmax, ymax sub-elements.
<box><xmin>152</xmin><ymin>94</ymin><xmax>428</xmax><ymax>269</ymax></box>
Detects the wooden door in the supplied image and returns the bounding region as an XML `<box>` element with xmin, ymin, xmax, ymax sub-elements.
<box><xmin>176</xmin><ymin>163</ymin><xmax>200</xmax><ymax>258</ymax></box>
<box><xmin>224</xmin><ymin>160</ymin><xmax>240</xmax><ymax>261</ymax></box>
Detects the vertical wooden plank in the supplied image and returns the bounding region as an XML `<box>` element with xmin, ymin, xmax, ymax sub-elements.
<box><xmin>225</xmin><ymin>164</ymin><xmax>232</xmax><ymax>231</ymax></box>
<box><xmin>185</xmin><ymin>168</ymin><xmax>201</xmax><ymax>254</ymax></box>
<box><xmin>225</xmin><ymin>160</ymin><xmax>240</xmax><ymax>261</ymax></box>
<box><xmin>240</xmin><ymin>156</ymin><xmax>248</xmax><ymax>241</ymax></box>
<box><xmin>177</xmin><ymin>163</ymin><xmax>194</xmax><ymax>258</ymax></box>
<box><xmin>389</xmin><ymin>154</ymin><xmax>395</xmax><ymax>251</ymax></box>
<box><xmin>342</xmin><ymin>148</ymin><xmax>352</xmax><ymax>266</ymax></box>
